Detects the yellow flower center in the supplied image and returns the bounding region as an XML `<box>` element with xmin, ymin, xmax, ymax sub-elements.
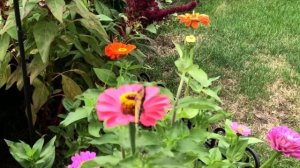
<box><xmin>185</xmin><ymin>35</ymin><xmax>196</xmax><ymax>43</ymax></box>
<box><xmin>120</xmin><ymin>92</ymin><xmax>137</xmax><ymax>115</ymax></box>
<box><xmin>237</xmin><ymin>126</ymin><xmax>245</xmax><ymax>133</ymax></box>
<box><xmin>118</xmin><ymin>48</ymin><xmax>128</xmax><ymax>52</ymax></box>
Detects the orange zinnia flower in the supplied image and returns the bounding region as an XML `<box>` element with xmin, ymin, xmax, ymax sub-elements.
<box><xmin>177</xmin><ymin>13</ymin><xmax>210</xmax><ymax>29</ymax></box>
<box><xmin>104</xmin><ymin>42</ymin><xmax>136</xmax><ymax>60</ymax></box>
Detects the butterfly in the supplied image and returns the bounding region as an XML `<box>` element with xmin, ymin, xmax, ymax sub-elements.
<box><xmin>134</xmin><ymin>86</ymin><xmax>145</xmax><ymax>124</ymax></box>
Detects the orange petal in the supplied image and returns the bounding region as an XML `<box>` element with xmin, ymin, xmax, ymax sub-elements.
<box><xmin>191</xmin><ymin>21</ymin><xmax>199</xmax><ymax>29</ymax></box>
<box><xmin>185</xmin><ymin>20</ymin><xmax>192</xmax><ymax>27</ymax></box>
<box><xmin>199</xmin><ymin>14</ymin><xmax>210</xmax><ymax>26</ymax></box>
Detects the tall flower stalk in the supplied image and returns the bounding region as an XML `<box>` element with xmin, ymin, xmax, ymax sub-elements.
<box><xmin>171</xmin><ymin>72</ymin><xmax>186</xmax><ymax>125</ymax></box>
<box><xmin>171</xmin><ymin>12</ymin><xmax>210</xmax><ymax>125</ymax></box>
<box><xmin>260</xmin><ymin>152</ymin><xmax>281</xmax><ymax>168</ymax></box>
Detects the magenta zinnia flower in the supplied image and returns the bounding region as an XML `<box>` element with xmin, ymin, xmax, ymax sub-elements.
<box><xmin>96</xmin><ymin>84</ymin><xmax>171</xmax><ymax>128</ymax></box>
<box><xmin>266</xmin><ymin>126</ymin><xmax>300</xmax><ymax>159</ymax></box>
<box><xmin>230</xmin><ymin>122</ymin><xmax>251</xmax><ymax>136</ymax></box>
<box><xmin>68</xmin><ymin>151</ymin><xmax>96</xmax><ymax>168</ymax></box>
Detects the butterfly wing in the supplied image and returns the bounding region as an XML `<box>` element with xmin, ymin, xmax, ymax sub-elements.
<box><xmin>134</xmin><ymin>87</ymin><xmax>145</xmax><ymax>123</ymax></box>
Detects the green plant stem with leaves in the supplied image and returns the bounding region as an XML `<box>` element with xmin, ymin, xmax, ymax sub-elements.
<box><xmin>171</xmin><ymin>72</ymin><xmax>186</xmax><ymax>125</ymax></box>
<box><xmin>184</xmin><ymin>76</ymin><xmax>191</xmax><ymax>96</ymax></box>
<box><xmin>260</xmin><ymin>152</ymin><xmax>281</xmax><ymax>168</ymax></box>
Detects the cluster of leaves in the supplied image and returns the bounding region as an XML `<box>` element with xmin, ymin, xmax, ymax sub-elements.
<box><xmin>0</xmin><ymin>0</ymin><xmax>146</xmax><ymax>126</ymax></box>
<box><xmin>3</xmin><ymin>1</ymin><xmax>265</xmax><ymax>168</ymax></box>
<box><xmin>5</xmin><ymin>136</ymin><xmax>56</xmax><ymax>168</ymax></box>
<box><xmin>47</xmin><ymin>60</ymin><xmax>144</xmax><ymax>158</ymax></box>
<box><xmin>44</xmin><ymin>44</ymin><xmax>262</xmax><ymax>167</ymax></box>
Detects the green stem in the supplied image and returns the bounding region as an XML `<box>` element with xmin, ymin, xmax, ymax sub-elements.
<box><xmin>171</xmin><ymin>72</ymin><xmax>186</xmax><ymax>125</ymax></box>
<box><xmin>129</xmin><ymin>123</ymin><xmax>136</xmax><ymax>155</ymax></box>
<box><xmin>121</xmin><ymin>147</ymin><xmax>126</xmax><ymax>159</ymax></box>
<box><xmin>184</xmin><ymin>76</ymin><xmax>191</xmax><ymax>96</ymax></box>
<box><xmin>260</xmin><ymin>152</ymin><xmax>281</xmax><ymax>168</ymax></box>
<box><xmin>194</xmin><ymin>159</ymin><xmax>198</xmax><ymax>168</ymax></box>
<box><xmin>110</xmin><ymin>61</ymin><xmax>114</xmax><ymax>71</ymax></box>
<box><xmin>104</xmin><ymin>62</ymin><xmax>115</xmax><ymax>88</ymax></box>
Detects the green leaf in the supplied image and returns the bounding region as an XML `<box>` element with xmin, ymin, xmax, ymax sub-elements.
<box><xmin>90</xmin><ymin>133</ymin><xmax>119</xmax><ymax>145</ymax></box>
<box><xmin>78</xmin><ymin>35</ymin><xmax>101</xmax><ymax>54</ymax></box>
<box><xmin>98</xmin><ymin>14</ymin><xmax>113</xmax><ymax>21</ymax></box>
<box><xmin>81</xmin><ymin>155</ymin><xmax>121</xmax><ymax>168</ymax></box>
<box><xmin>5</xmin><ymin>65</ymin><xmax>23</xmax><ymax>90</ymax></box>
<box><xmin>0</xmin><ymin>13</ymin><xmax>15</xmax><ymax>35</ymax></box>
<box><xmin>202</xmin><ymin>89</ymin><xmax>222</xmax><ymax>102</ymax></box>
<box><xmin>79</xmin><ymin>89</ymin><xmax>103</xmax><ymax>107</ymax></box>
<box><xmin>62</xmin><ymin>98</ymin><xmax>75</xmax><ymax>112</ymax></box>
<box><xmin>94</xmin><ymin>1</ymin><xmax>112</xmax><ymax>17</ymax></box>
<box><xmin>207</xmin><ymin>160</ymin><xmax>232</xmax><ymax>168</ymax></box>
<box><xmin>148</xmin><ymin>155</ymin><xmax>187</xmax><ymax>168</ymax></box>
<box><xmin>175</xmin><ymin>58</ymin><xmax>193</xmax><ymax>73</ymax></box>
<box><xmin>174</xmin><ymin>42</ymin><xmax>183</xmax><ymax>58</ymax></box>
<box><xmin>177</xmin><ymin>96</ymin><xmax>222</xmax><ymax>111</ymax></box>
<box><xmin>21</xmin><ymin>0</ymin><xmax>38</xmax><ymax>19</ymax></box>
<box><xmin>177</xmin><ymin>108</ymin><xmax>199</xmax><ymax>119</ymax></box>
<box><xmin>33</xmin><ymin>21</ymin><xmax>58</xmax><ymax>63</ymax></box>
<box><xmin>241</xmin><ymin>137</ymin><xmax>264</xmax><ymax>144</ymax></box>
<box><xmin>4</xmin><ymin>139</ymin><xmax>30</xmax><ymax>167</ymax></box>
<box><xmin>188</xmin><ymin>78</ymin><xmax>203</xmax><ymax>93</ymax></box>
<box><xmin>60</xmin><ymin>107</ymin><xmax>91</xmax><ymax>126</ymax></box>
<box><xmin>65</xmin><ymin>33</ymin><xmax>104</xmax><ymax>67</ymax></box>
<box><xmin>207</xmin><ymin>112</ymin><xmax>227</xmax><ymax>123</ymax></box>
<box><xmin>176</xmin><ymin>138</ymin><xmax>206</xmax><ymax>154</ymax></box>
<box><xmin>39</xmin><ymin>136</ymin><xmax>56</xmax><ymax>168</ymax></box>
<box><xmin>28</xmin><ymin>55</ymin><xmax>48</xmax><ymax>84</ymax></box>
<box><xmin>117</xmin><ymin>157</ymin><xmax>143</xmax><ymax>168</ymax></box>
<box><xmin>74</xmin><ymin>0</ymin><xmax>108</xmax><ymax>39</ymax></box>
<box><xmin>146</xmin><ymin>24</ymin><xmax>157</xmax><ymax>34</ymax></box>
<box><xmin>62</xmin><ymin>75</ymin><xmax>82</xmax><ymax>99</ymax></box>
<box><xmin>188</xmin><ymin>65</ymin><xmax>209</xmax><ymax>87</ymax></box>
<box><xmin>189</xmin><ymin>128</ymin><xmax>209</xmax><ymax>142</ymax></box>
<box><xmin>209</xmin><ymin>148</ymin><xmax>222</xmax><ymax>162</ymax></box>
<box><xmin>136</xmin><ymin>132</ymin><xmax>161</xmax><ymax>147</ymax></box>
<box><xmin>0</xmin><ymin>33</ymin><xmax>10</xmax><ymax>62</ymax></box>
<box><xmin>0</xmin><ymin>60</ymin><xmax>10</xmax><ymax>88</ymax></box>
<box><xmin>72</xmin><ymin>69</ymin><xmax>94</xmax><ymax>88</ymax></box>
<box><xmin>226</xmin><ymin>139</ymin><xmax>249</xmax><ymax>162</ymax></box>
<box><xmin>129</xmin><ymin>49</ymin><xmax>146</xmax><ymax>64</ymax></box>
<box><xmin>88</xmin><ymin>121</ymin><xmax>101</xmax><ymax>137</ymax></box>
<box><xmin>32</xmin><ymin>137</ymin><xmax>45</xmax><ymax>158</ymax></box>
<box><xmin>46</xmin><ymin>0</ymin><xmax>65</xmax><ymax>23</ymax></box>
<box><xmin>93</xmin><ymin>68</ymin><xmax>117</xmax><ymax>86</ymax></box>
<box><xmin>32</xmin><ymin>79</ymin><xmax>50</xmax><ymax>124</ymax></box>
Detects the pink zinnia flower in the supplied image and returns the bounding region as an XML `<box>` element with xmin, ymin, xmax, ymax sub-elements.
<box><xmin>230</xmin><ymin>122</ymin><xmax>251</xmax><ymax>136</ymax></box>
<box><xmin>68</xmin><ymin>151</ymin><xmax>96</xmax><ymax>168</ymax></box>
<box><xmin>96</xmin><ymin>84</ymin><xmax>171</xmax><ymax>128</ymax></box>
<box><xmin>266</xmin><ymin>126</ymin><xmax>300</xmax><ymax>159</ymax></box>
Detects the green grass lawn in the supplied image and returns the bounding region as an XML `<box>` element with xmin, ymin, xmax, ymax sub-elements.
<box><xmin>147</xmin><ymin>0</ymin><xmax>300</xmax><ymax>167</ymax></box>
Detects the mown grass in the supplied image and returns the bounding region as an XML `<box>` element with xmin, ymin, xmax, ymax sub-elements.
<box><xmin>147</xmin><ymin>0</ymin><xmax>300</xmax><ymax>167</ymax></box>
<box><xmin>151</xmin><ymin>0</ymin><xmax>300</xmax><ymax>99</ymax></box>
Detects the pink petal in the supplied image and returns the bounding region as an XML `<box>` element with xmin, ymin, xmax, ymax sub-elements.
<box><xmin>143</xmin><ymin>111</ymin><xmax>165</xmax><ymax>120</ymax></box>
<box><xmin>144</xmin><ymin>86</ymin><xmax>160</xmax><ymax>102</ymax></box>
<box><xmin>143</xmin><ymin>95</ymin><xmax>171</xmax><ymax>110</ymax></box>
<box><xmin>106</xmin><ymin>116</ymin><xmax>119</xmax><ymax>128</ymax></box>
<box><xmin>118</xmin><ymin>84</ymin><xmax>143</xmax><ymax>93</ymax></box>
<box><xmin>97</xmin><ymin>111</ymin><xmax>118</xmax><ymax>120</ymax></box>
<box><xmin>140</xmin><ymin>114</ymin><xmax>157</xmax><ymax>126</ymax></box>
<box><xmin>96</xmin><ymin>102</ymin><xmax>121</xmax><ymax>113</ymax></box>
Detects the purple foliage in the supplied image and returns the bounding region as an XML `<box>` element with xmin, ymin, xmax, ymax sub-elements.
<box><xmin>125</xmin><ymin>0</ymin><xmax>198</xmax><ymax>28</ymax></box>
